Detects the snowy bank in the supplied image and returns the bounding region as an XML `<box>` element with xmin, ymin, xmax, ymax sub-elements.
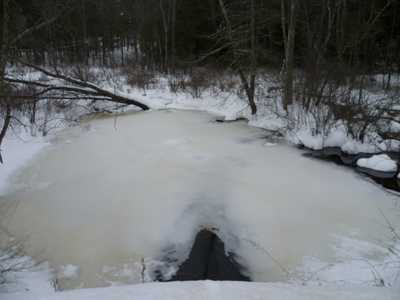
<box><xmin>0</xmin><ymin>132</ymin><xmax>49</xmax><ymax>195</ymax></box>
<box><xmin>2</xmin><ymin>281</ymin><xmax>398</xmax><ymax>300</ymax></box>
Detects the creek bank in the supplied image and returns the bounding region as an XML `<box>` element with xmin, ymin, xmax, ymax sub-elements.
<box><xmin>302</xmin><ymin>146</ymin><xmax>400</xmax><ymax>192</ymax></box>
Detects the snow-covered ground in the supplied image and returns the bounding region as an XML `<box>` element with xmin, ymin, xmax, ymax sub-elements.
<box><xmin>0</xmin><ymin>133</ymin><xmax>48</xmax><ymax>196</ymax></box>
<box><xmin>2</xmin><ymin>281</ymin><xmax>399</xmax><ymax>300</ymax></box>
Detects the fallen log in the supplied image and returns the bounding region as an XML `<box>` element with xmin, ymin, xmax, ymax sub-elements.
<box><xmin>3</xmin><ymin>62</ymin><xmax>150</xmax><ymax>111</ymax></box>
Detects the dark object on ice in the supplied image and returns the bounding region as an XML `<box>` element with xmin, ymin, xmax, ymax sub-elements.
<box><xmin>215</xmin><ymin>117</ymin><xmax>247</xmax><ymax>123</ymax></box>
<box><xmin>170</xmin><ymin>229</ymin><xmax>250</xmax><ymax>281</ymax></box>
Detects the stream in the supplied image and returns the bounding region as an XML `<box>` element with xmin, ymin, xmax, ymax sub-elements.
<box><xmin>0</xmin><ymin>110</ymin><xmax>399</xmax><ymax>289</ymax></box>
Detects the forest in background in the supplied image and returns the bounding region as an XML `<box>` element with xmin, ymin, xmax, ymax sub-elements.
<box><xmin>3</xmin><ymin>0</ymin><xmax>400</xmax><ymax>72</ymax></box>
<box><xmin>0</xmin><ymin>0</ymin><xmax>400</xmax><ymax>159</ymax></box>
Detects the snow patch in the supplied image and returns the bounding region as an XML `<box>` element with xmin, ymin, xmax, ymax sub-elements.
<box><xmin>341</xmin><ymin>140</ymin><xmax>379</xmax><ymax>155</ymax></box>
<box><xmin>0</xmin><ymin>257</ymin><xmax>54</xmax><ymax>296</ymax></box>
<box><xmin>58</xmin><ymin>265</ymin><xmax>79</xmax><ymax>280</ymax></box>
<box><xmin>357</xmin><ymin>155</ymin><xmax>398</xmax><ymax>172</ymax></box>
<box><xmin>288</xmin><ymin>125</ymin><xmax>381</xmax><ymax>154</ymax></box>
<box><xmin>295</xmin><ymin>236</ymin><xmax>400</xmax><ymax>288</ymax></box>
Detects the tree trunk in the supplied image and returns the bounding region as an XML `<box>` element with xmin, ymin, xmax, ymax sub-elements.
<box><xmin>1</xmin><ymin>0</ymin><xmax>9</xmax><ymax>79</ymax></box>
<box><xmin>0</xmin><ymin>0</ymin><xmax>10</xmax><ymax>163</ymax></box>
<box><xmin>249</xmin><ymin>0</ymin><xmax>257</xmax><ymax>115</ymax></box>
<box><xmin>170</xmin><ymin>0</ymin><xmax>177</xmax><ymax>73</ymax></box>
<box><xmin>218</xmin><ymin>0</ymin><xmax>257</xmax><ymax>115</ymax></box>
<box><xmin>80</xmin><ymin>0</ymin><xmax>88</xmax><ymax>65</ymax></box>
<box><xmin>238</xmin><ymin>70</ymin><xmax>257</xmax><ymax>115</ymax></box>
<box><xmin>282</xmin><ymin>0</ymin><xmax>297</xmax><ymax>110</ymax></box>
<box><xmin>0</xmin><ymin>105</ymin><xmax>11</xmax><ymax>164</ymax></box>
<box><xmin>159</xmin><ymin>0</ymin><xmax>169</xmax><ymax>72</ymax></box>
<box><xmin>30</xmin><ymin>100</ymin><xmax>37</xmax><ymax>124</ymax></box>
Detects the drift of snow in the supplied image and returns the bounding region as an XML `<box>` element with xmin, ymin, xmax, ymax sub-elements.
<box><xmin>356</xmin><ymin>154</ymin><xmax>398</xmax><ymax>172</ymax></box>
<box><xmin>288</xmin><ymin>124</ymin><xmax>382</xmax><ymax>154</ymax></box>
<box><xmin>0</xmin><ymin>257</ymin><xmax>53</xmax><ymax>296</ymax></box>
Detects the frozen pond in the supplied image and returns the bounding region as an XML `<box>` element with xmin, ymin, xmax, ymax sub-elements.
<box><xmin>0</xmin><ymin>110</ymin><xmax>399</xmax><ymax>289</ymax></box>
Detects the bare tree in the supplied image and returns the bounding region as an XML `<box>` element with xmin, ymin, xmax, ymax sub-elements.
<box><xmin>1</xmin><ymin>0</ymin><xmax>72</xmax><ymax>162</ymax></box>
<box><xmin>0</xmin><ymin>0</ymin><xmax>11</xmax><ymax>164</ymax></box>
<box><xmin>159</xmin><ymin>0</ymin><xmax>170</xmax><ymax>72</ymax></box>
<box><xmin>216</xmin><ymin>0</ymin><xmax>258</xmax><ymax>115</ymax></box>
<box><xmin>170</xmin><ymin>0</ymin><xmax>177</xmax><ymax>73</ymax></box>
<box><xmin>281</xmin><ymin>0</ymin><xmax>298</xmax><ymax>110</ymax></box>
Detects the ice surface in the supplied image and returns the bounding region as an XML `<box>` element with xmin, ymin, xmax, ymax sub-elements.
<box><xmin>1</xmin><ymin>110</ymin><xmax>399</xmax><ymax>290</ymax></box>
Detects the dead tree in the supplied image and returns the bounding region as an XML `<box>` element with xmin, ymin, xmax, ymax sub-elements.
<box><xmin>4</xmin><ymin>62</ymin><xmax>150</xmax><ymax>111</ymax></box>
<box><xmin>170</xmin><ymin>0</ymin><xmax>177</xmax><ymax>73</ymax></box>
<box><xmin>217</xmin><ymin>0</ymin><xmax>258</xmax><ymax>115</ymax></box>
